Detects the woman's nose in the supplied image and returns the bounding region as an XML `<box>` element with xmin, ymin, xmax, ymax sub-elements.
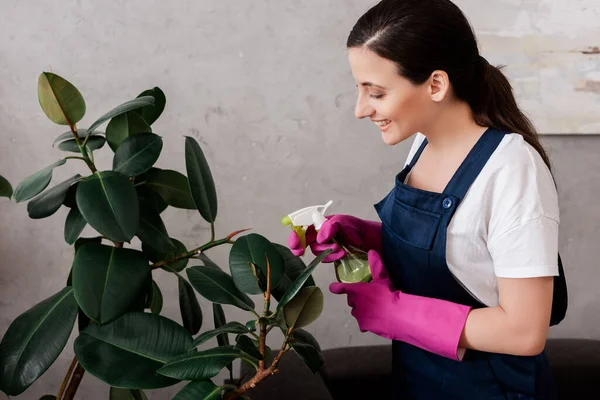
<box><xmin>354</xmin><ymin>94</ymin><xmax>375</xmax><ymax>119</ymax></box>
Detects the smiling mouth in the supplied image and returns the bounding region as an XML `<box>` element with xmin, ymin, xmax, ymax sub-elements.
<box><xmin>373</xmin><ymin>120</ymin><xmax>391</xmax><ymax>128</ymax></box>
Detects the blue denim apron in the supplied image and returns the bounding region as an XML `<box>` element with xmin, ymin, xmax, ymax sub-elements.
<box><xmin>374</xmin><ymin>128</ymin><xmax>566</xmax><ymax>399</ymax></box>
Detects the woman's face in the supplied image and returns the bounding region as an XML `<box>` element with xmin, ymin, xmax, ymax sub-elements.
<box><xmin>348</xmin><ymin>47</ymin><xmax>433</xmax><ymax>145</ymax></box>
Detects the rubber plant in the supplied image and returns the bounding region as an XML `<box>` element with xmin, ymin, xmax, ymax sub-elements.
<box><xmin>0</xmin><ymin>72</ymin><xmax>331</xmax><ymax>400</ymax></box>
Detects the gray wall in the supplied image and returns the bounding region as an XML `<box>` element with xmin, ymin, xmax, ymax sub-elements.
<box><xmin>1</xmin><ymin>1</ymin><xmax>599</xmax><ymax>399</ymax></box>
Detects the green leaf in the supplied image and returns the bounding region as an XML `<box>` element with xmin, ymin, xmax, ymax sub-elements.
<box><xmin>74</xmin><ymin>312</ymin><xmax>192</xmax><ymax>389</ymax></box>
<box><xmin>184</xmin><ymin>137</ymin><xmax>218</xmax><ymax>223</ymax></box>
<box><xmin>39</xmin><ymin>395</ymin><xmax>57</xmax><ymax>400</ymax></box>
<box><xmin>64</xmin><ymin>206</ymin><xmax>87</xmax><ymax>244</ymax></box>
<box><xmin>199</xmin><ymin>253</ymin><xmax>222</xmax><ymax>270</ymax></box>
<box><xmin>134</xmin><ymin>87</ymin><xmax>166</xmax><ymax>126</ymax></box>
<box><xmin>109</xmin><ymin>387</ymin><xmax>148</xmax><ymax>400</ymax></box>
<box><xmin>271</xmin><ymin>244</ymin><xmax>316</xmax><ymax>301</ymax></box>
<box><xmin>145</xmin><ymin>168</ymin><xmax>196</xmax><ymax>209</ymax></box>
<box><xmin>27</xmin><ymin>174</ymin><xmax>82</xmax><ymax>219</ymax></box>
<box><xmin>142</xmin><ymin>237</ymin><xmax>188</xmax><ymax>272</ymax></box>
<box><xmin>0</xmin><ymin>287</ymin><xmax>78</xmax><ymax>396</ymax></box>
<box><xmin>149</xmin><ymin>280</ymin><xmax>163</xmax><ymax>315</ymax></box>
<box><xmin>186</xmin><ymin>266</ymin><xmax>255</xmax><ymax>311</ymax></box>
<box><xmin>86</xmin><ymin>96</ymin><xmax>155</xmax><ymax>146</ymax></box>
<box><xmin>229</xmin><ymin>233</ymin><xmax>284</xmax><ymax>295</ymax></box>
<box><xmin>76</xmin><ymin>171</ymin><xmax>139</xmax><ymax>242</ymax></box>
<box><xmin>13</xmin><ymin>159</ymin><xmax>67</xmax><ymax>203</ymax></box>
<box><xmin>174</xmin><ymin>380</ymin><xmax>222</xmax><ymax>400</ymax></box>
<box><xmin>291</xmin><ymin>342</ymin><xmax>323</xmax><ymax>374</ymax></box>
<box><xmin>245</xmin><ymin>319</ymin><xmax>257</xmax><ymax>332</ymax></box>
<box><xmin>290</xmin><ymin>328</ymin><xmax>321</xmax><ymax>351</ymax></box>
<box><xmin>158</xmin><ymin>346</ymin><xmax>249</xmax><ymax>380</ymax></box>
<box><xmin>37</xmin><ymin>72</ymin><xmax>85</xmax><ymax>125</ymax></box>
<box><xmin>72</xmin><ymin>243</ymin><xmax>150</xmax><ymax>324</ymax></box>
<box><xmin>53</xmin><ymin>128</ymin><xmax>102</xmax><ymax>146</ymax></box>
<box><xmin>105</xmin><ymin>111</ymin><xmax>152</xmax><ymax>152</ymax></box>
<box><xmin>235</xmin><ymin>335</ymin><xmax>263</xmax><ymax>361</ymax></box>
<box><xmin>276</xmin><ymin>249</ymin><xmax>331</xmax><ymax>310</ymax></box>
<box><xmin>0</xmin><ymin>175</ymin><xmax>13</xmax><ymax>199</ymax></box>
<box><xmin>178</xmin><ymin>275</ymin><xmax>203</xmax><ymax>335</ymax></box>
<box><xmin>191</xmin><ymin>322</ymin><xmax>250</xmax><ymax>348</ymax></box>
<box><xmin>57</xmin><ymin>136</ymin><xmax>106</xmax><ymax>152</ymax></box>
<box><xmin>283</xmin><ymin>287</ymin><xmax>324</xmax><ymax>330</ymax></box>
<box><xmin>113</xmin><ymin>133</ymin><xmax>163</xmax><ymax>177</ymax></box>
<box><xmin>136</xmin><ymin>198</ymin><xmax>175</xmax><ymax>255</ymax></box>
<box><xmin>212</xmin><ymin>303</ymin><xmax>229</xmax><ymax>347</ymax></box>
<box><xmin>74</xmin><ymin>236</ymin><xmax>102</xmax><ymax>253</ymax></box>
<box><xmin>136</xmin><ymin>185</ymin><xmax>168</xmax><ymax>214</ymax></box>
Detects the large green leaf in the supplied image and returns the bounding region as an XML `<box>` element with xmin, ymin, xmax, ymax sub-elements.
<box><xmin>105</xmin><ymin>111</ymin><xmax>152</xmax><ymax>152</ymax></box>
<box><xmin>136</xmin><ymin>199</ymin><xmax>175</xmax><ymax>255</ymax></box>
<box><xmin>142</xmin><ymin>237</ymin><xmax>188</xmax><ymax>272</ymax></box>
<box><xmin>144</xmin><ymin>168</ymin><xmax>196</xmax><ymax>209</ymax></box>
<box><xmin>199</xmin><ymin>253</ymin><xmax>221</xmax><ymax>270</ymax></box>
<box><xmin>57</xmin><ymin>136</ymin><xmax>106</xmax><ymax>153</ymax></box>
<box><xmin>74</xmin><ymin>236</ymin><xmax>103</xmax><ymax>253</ymax></box>
<box><xmin>158</xmin><ymin>346</ymin><xmax>251</xmax><ymax>381</ymax></box>
<box><xmin>53</xmin><ymin>129</ymin><xmax>102</xmax><ymax>146</ymax></box>
<box><xmin>184</xmin><ymin>136</ymin><xmax>218</xmax><ymax>223</ymax></box>
<box><xmin>0</xmin><ymin>287</ymin><xmax>78</xmax><ymax>396</ymax></box>
<box><xmin>275</xmin><ymin>249</ymin><xmax>331</xmax><ymax>310</ymax></box>
<box><xmin>37</xmin><ymin>72</ymin><xmax>85</xmax><ymax>125</ymax></box>
<box><xmin>271</xmin><ymin>244</ymin><xmax>316</xmax><ymax>301</ymax></box>
<box><xmin>0</xmin><ymin>175</ymin><xmax>12</xmax><ymax>199</ymax></box>
<box><xmin>76</xmin><ymin>171</ymin><xmax>139</xmax><ymax>242</ymax></box>
<box><xmin>85</xmin><ymin>96</ymin><xmax>155</xmax><ymax>145</ymax></box>
<box><xmin>229</xmin><ymin>233</ymin><xmax>284</xmax><ymax>295</ymax></box>
<box><xmin>291</xmin><ymin>342</ymin><xmax>323</xmax><ymax>374</ymax></box>
<box><xmin>177</xmin><ymin>275</ymin><xmax>202</xmax><ymax>335</ymax></box>
<box><xmin>174</xmin><ymin>380</ymin><xmax>222</xmax><ymax>400</ymax></box>
<box><xmin>191</xmin><ymin>322</ymin><xmax>250</xmax><ymax>348</ymax></box>
<box><xmin>74</xmin><ymin>312</ymin><xmax>192</xmax><ymax>389</ymax></box>
<box><xmin>27</xmin><ymin>175</ymin><xmax>82</xmax><ymax>219</ymax></box>
<box><xmin>113</xmin><ymin>133</ymin><xmax>162</xmax><ymax>177</ymax></box>
<box><xmin>149</xmin><ymin>280</ymin><xmax>163</xmax><ymax>315</ymax></box>
<box><xmin>13</xmin><ymin>159</ymin><xmax>66</xmax><ymax>203</ymax></box>
<box><xmin>109</xmin><ymin>387</ymin><xmax>148</xmax><ymax>400</ymax></box>
<box><xmin>64</xmin><ymin>206</ymin><xmax>87</xmax><ymax>244</ymax></box>
<box><xmin>72</xmin><ymin>243</ymin><xmax>150</xmax><ymax>324</ymax></box>
<box><xmin>290</xmin><ymin>328</ymin><xmax>321</xmax><ymax>351</ymax></box>
<box><xmin>283</xmin><ymin>287</ymin><xmax>323</xmax><ymax>330</ymax></box>
<box><xmin>186</xmin><ymin>266</ymin><xmax>255</xmax><ymax>311</ymax></box>
<box><xmin>134</xmin><ymin>87</ymin><xmax>166</xmax><ymax>126</ymax></box>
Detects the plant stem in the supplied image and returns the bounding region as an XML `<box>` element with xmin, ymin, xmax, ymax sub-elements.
<box><xmin>64</xmin><ymin>156</ymin><xmax>87</xmax><ymax>161</ymax></box>
<box><xmin>68</xmin><ymin>124</ymin><xmax>97</xmax><ymax>174</ymax></box>
<box><xmin>224</xmin><ymin>328</ymin><xmax>293</xmax><ymax>400</ymax></box>
<box><xmin>150</xmin><ymin>236</ymin><xmax>232</xmax><ymax>270</ymax></box>
<box><xmin>56</xmin><ymin>356</ymin><xmax>77</xmax><ymax>399</ymax></box>
<box><xmin>210</xmin><ymin>223</ymin><xmax>215</xmax><ymax>242</ymax></box>
<box><xmin>63</xmin><ymin>362</ymin><xmax>85</xmax><ymax>400</ymax></box>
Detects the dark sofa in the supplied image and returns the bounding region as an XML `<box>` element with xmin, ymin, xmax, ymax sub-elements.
<box><xmin>238</xmin><ymin>339</ymin><xmax>600</xmax><ymax>399</ymax></box>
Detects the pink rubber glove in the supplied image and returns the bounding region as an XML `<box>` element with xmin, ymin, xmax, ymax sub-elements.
<box><xmin>287</xmin><ymin>214</ymin><xmax>382</xmax><ymax>263</ymax></box>
<box><xmin>329</xmin><ymin>250</ymin><xmax>471</xmax><ymax>361</ymax></box>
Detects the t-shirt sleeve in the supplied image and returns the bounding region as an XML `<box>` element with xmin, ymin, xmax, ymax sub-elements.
<box><xmin>486</xmin><ymin>145</ymin><xmax>560</xmax><ymax>278</ymax></box>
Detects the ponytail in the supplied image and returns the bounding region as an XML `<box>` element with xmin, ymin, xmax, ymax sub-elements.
<box><xmin>472</xmin><ymin>57</ymin><xmax>552</xmax><ymax>173</ymax></box>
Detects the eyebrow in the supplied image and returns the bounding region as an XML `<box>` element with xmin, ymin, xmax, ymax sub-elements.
<box><xmin>360</xmin><ymin>82</ymin><xmax>387</xmax><ymax>89</ymax></box>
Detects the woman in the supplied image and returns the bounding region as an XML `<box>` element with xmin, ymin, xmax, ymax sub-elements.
<box><xmin>288</xmin><ymin>0</ymin><xmax>568</xmax><ymax>399</ymax></box>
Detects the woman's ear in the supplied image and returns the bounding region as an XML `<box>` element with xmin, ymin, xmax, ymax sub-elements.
<box><xmin>429</xmin><ymin>70</ymin><xmax>450</xmax><ymax>102</ymax></box>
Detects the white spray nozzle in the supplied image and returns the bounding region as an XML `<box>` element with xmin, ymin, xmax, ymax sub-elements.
<box><xmin>282</xmin><ymin>200</ymin><xmax>333</xmax><ymax>230</ymax></box>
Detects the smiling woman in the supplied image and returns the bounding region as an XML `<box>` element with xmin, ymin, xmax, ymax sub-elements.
<box><xmin>287</xmin><ymin>0</ymin><xmax>568</xmax><ymax>399</ymax></box>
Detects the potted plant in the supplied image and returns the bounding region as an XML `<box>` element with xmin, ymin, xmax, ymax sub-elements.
<box><xmin>0</xmin><ymin>73</ymin><xmax>331</xmax><ymax>400</ymax></box>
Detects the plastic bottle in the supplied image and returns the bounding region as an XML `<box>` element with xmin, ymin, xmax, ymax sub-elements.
<box><xmin>281</xmin><ymin>200</ymin><xmax>372</xmax><ymax>283</ymax></box>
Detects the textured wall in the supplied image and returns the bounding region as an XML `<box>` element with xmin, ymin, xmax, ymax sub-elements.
<box><xmin>0</xmin><ymin>1</ymin><xmax>599</xmax><ymax>399</ymax></box>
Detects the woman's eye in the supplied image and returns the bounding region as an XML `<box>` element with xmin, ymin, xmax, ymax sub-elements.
<box><xmin>370</xmin><ymin>94</ymin><xmax>385</xmax><ymax>99</ymax></box>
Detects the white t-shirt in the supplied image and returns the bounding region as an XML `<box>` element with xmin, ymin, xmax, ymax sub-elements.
<box><xmin>403</xmin><ymin>132</ymin><xmax>560</xmax><ymax>307</ymax></box>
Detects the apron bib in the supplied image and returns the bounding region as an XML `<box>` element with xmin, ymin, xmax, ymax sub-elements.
<box><xmin>374</xmin><ymin>128</ymin><xmax>566</xmax><ymax>399</ymax></box>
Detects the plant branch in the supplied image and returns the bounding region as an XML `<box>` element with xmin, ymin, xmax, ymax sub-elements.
<box><xmin>150</xmin><ymin>230</ymin><xmax>250</xmax><ymax>270</ymax></box>
<box><xmin>224</xmin><ymin>328</ymin><xmax>293</xmax><ymax>400</ymax></box>
<box><xmin>63</xmin><ymin>362</ymin><xmax>85</xmax><ymax>400</ymax></box>
<box><xmin>56</xmin><ymin>356</ymin><xmax>77</xmax><ymax>400</ymax></box>
<box><xmin>210</xmin><ymin>223</ymin><xmax>215</xmax><ymax>242</ymax></box>
<box><xmin>68</xmin><ymin>123</ymin><xmax>97</xmax><ymax>173</ymax></box>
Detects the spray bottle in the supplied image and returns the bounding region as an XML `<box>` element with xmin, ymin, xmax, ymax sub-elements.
<box><xmin>281</xmin><ymin>200</ymin><xmax>372</xmax><ymax>283</ymax></box>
